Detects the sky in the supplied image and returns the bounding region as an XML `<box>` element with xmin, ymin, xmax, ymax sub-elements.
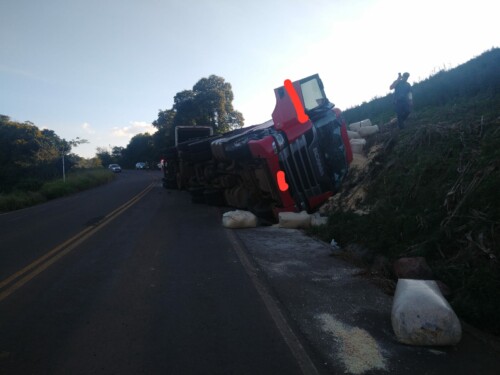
<box><xmin>1</xmin><ymin>0</ymin><xmax>498</xmax><ymax>158</ymax></box>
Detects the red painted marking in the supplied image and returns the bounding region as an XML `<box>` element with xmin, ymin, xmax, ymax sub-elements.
<box><xmin>284</xmin><ymin>79</ymin><xmax>309</xmax><ymax>124</ymax></box>
<box><xmin>277</xmin><ymin>170</ymin><xmax>289</xmax><ymax>192</ymax></box>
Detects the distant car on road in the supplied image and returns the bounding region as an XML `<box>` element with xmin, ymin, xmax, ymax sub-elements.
<box><xmin>135</xmin><ymin>162</ymin><xmax>148</xmax><ymax>170</ymax></box>
<box><xmin>108</xmin><ymin>164</ymin><xmax>122</xmax><ymax>173</ymax></box>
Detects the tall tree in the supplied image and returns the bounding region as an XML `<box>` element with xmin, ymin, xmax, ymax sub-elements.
<box><xmin>95</xmin><ymin>147</ymin><xmax>114</xmax><ymax>167</ymax></box>
<box><xmin>172</xmin><ymin>90</ymin><xmax>198</xmax><ymax>126</ymax></box>
<box><xmin>192</xmin><ymin>75</ymin><xmax>244</xmax><ymax>133</ymax></box>
<box><xmin>153</xmin><ymin>109</ymin><xmax>176</xmax><ymax>149</ymax></box>
<box><xmin>111</xmin><ymin>146</ymin><xmax>124</xmax><ymax>161</ymax></box>
<box><xmin>150</xmin><ymin>75</ymin><xmax>244</xmax><ymax>157</ymax></box>
<box><xmin>121</xmin><ymin>133</ymin><xmax>154</xmax><ymax>168</ymax></box>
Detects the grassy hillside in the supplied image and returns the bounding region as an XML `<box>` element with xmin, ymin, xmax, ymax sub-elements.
<box><xmin>310</xmin><ymin>48</ymin><xmax>500</xmax><ymax>335</ymax></box>
<box><xmin>0</xmin><ymin>169</ymin><xmax>116</xmax><ymax>212</ymax></box>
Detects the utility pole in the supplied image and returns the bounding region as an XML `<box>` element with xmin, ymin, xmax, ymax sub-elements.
<box><xmin>60</xmin><ymin>137</ymin><xmax>88</xmax><ymax>182</ymax></box>
<box><xmin>62</xmin><ymin>147</ymin><xmax>66</xmax><ymax>182</ymax></box>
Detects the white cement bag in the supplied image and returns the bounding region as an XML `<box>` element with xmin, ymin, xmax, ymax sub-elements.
<box><xmin>222</xmin><ymin>210</ymin><xmax>258</xmax><ymax>228</ymax></box>
<box><xmin>310</xmin><ymin>213</ymin><xmax>328</xmax><ymax>226</ymax></box>
<box><xmin>349</xmin><ymin>119</ymin><xmax>372</xmax><ymax>131</ymax></box>
<box><xmin>278</xmin><ymin>211</ymin><xmax>311</xmax><ymax>229</ymax></box>
<box><xmin>391</xmin><ymin>279</ymin><xmax>462</xmax><ymax>346</ymax></box>
<box><xmin>347</xmin><ymin>130</ymin><xmax>361</xmax><ymax>139</ymax></box>
<box><xmin>350</xmin><ymin>139</ymin><xmax>366</xmax><ymax>154</ymax></box>
<box><xmin>358</xmin><ymin>125</ymin><xmax>379</xmax><ymax>137</ymax></box>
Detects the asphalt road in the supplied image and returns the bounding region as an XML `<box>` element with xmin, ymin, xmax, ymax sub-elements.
<box><xmin>0</xmin><ymin>171</ymin><xmax>308</xmax><ymax>375</ymax></box>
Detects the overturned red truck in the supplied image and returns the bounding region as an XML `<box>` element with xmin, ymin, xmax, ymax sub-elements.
<box><xmin>162</xmin><ymin>74</ymin><xmax>353</xmax><ymax>219</ymax></box>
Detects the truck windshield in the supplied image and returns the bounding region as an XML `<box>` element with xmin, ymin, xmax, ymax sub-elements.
<box><xmin>300</xmin><ymin>77</ymin><xmax>327</xmax><ymax>111</ymax></box>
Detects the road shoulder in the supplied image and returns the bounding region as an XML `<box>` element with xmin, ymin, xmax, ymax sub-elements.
<box><xmin>233</xmin><ymin>226</ymin><xmax>500</xmax><ymax>375</ymax></box>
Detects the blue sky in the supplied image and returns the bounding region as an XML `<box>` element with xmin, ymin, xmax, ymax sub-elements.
<box><xmin>1</xmin><ymin>0</ymin><xmax>498</xmax><ymax>158</ymax></box>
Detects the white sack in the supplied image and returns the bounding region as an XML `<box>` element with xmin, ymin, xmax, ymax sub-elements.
<box><xmin>278</xmin><ymin>211</ymin><xmax>311</xmax><ymax>229</ymax></box>
<box><xmin>347</xmin><ymin>130</ymin><xmax>361</xmax><ymax>139</ymax></box>
<box><xmin>310</xmin><ymin>213</ymin><xmax>328</xmax><ymax>226</ymax></box>
<box><xmin>350</xmin><ymin>138</ymin><xmax>366</xmax><ymax>154</ymax></box>
<box><xmin>391</xmin><ymin>279</ymin><xmax>462</xmax><ymax>346</ymax></box>
<box><xmin>222</xmin><ymin>210</ymin><xmax>258</xmax><ymax>228</ymax></box>
<box><xmin>358</xmin><ymin>125</ymin><xmax>379</xmax><ymax>137</ymax></box>
<box><xmin>349</xmin><ymin>119</ymin><xmax>372</xmax><ymax>131</ymax></box>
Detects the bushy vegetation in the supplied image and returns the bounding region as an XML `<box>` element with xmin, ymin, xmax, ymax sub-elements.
<box><xmin>0</xmin><ymin>116</ymin><xmax>90</xmax><ymax>193</ymax></box>
<box><xmin>0</xmin><ymin>169</ymin><xmax>115</xmax><ymax>212</ymax></box>
<box><xmin>309</xmin><ymin>48</ymin><xmax>500</xmax><ymax>335</ymax></box>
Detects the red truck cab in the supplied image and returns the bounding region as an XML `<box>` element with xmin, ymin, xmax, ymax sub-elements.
<box><xmin>247</xmin><ymin>74</ymin><xmax>352</xmax><ymax>215</ymax></box>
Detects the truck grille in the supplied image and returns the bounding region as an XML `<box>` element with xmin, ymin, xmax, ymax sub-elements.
<box><xmin>279</xmin><ymin>133</ymin><xmax>323</xmax><ymax>210</ymax></box>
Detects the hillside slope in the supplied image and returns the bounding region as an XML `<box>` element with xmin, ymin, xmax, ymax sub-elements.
<box><xmin>310</xmin><ymin>48</ymin><xmax>500</xmax><ymax>336</ymax></box>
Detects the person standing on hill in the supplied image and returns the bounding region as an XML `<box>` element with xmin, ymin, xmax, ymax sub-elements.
<box><xmin>390</xmin><ymin>72</ymin><xmax>413</xmax><ymax>129</ymax></box>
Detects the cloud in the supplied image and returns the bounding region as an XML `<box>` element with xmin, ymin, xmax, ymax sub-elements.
<box><xmin>0</xmin><ymin>64</ymin><xmax>50</xmax><ymax>83</ymax></box>
<box><xmin>81</xmin><ymin>122</ymin><xmax>96</xmax><ymax>134</ymax></box>
<box><xmin>112</xmin><ymin>121</ymin><xmax>157</xmax><ymax>139</ymax></box>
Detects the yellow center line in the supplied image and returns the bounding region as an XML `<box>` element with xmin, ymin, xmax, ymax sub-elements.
<box><xmin>0</xmin><ymin>182</ymin><xmax>155</xmax><ymax>302</ymax></box>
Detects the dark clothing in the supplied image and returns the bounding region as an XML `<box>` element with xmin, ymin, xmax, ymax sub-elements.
<box><xmin>393</xmin><ymin>80</ymin><xmax>412</xmax><ymax>129</ymax></box>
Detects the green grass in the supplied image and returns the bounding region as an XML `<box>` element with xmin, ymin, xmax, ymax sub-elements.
<box><xmin>0</xmin><ymin>168</ymin><xmax>116</xmax><ymax>212</ymax></box>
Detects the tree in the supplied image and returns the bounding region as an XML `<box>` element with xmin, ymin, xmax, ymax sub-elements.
<box><xmin>149</xmin><ymin>75</ymin><xmax>244</xmax><ymax>160</ymax></box>
<box><xmin>121</xmin><ymin>133</ymin><xmax>154</xmax><ymax>168</ymax></box>
<box><xmin>153</xmin><ymin>109</ymin><xmax>176</xmax><ymax>149</ymax></box>
<box><xmin>172</xmin><ymin>90</ymin><xmax>198</xmax><ymax>126</ymax></box>
<box><xmin>111</xmin><ymin>146</ymin><xmax>124</xmax><ymax>161</ymax></box>
<box><xmin>0</xmin><ymin>115</ymin><xmax>88</xmax><ymax>191</ymax></box>
<box><xmin>155</xmin><ymin>75</ymin><xmax>245</xmax><ymax>135</ymax></box>
<box><xmin>191</xmin><ymin>75</ymin><xmax>244</xmax><ymax>133</ymax></box>
<box><xmin>95</xmin><ymin>147</ymin><xmax>114</xmax><ymax>167</ymax></box>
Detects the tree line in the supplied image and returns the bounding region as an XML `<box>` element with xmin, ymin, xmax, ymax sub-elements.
<box><xmin>0</xmin><ymin>115</ymin><xmax>91</xmax><ymax>193</ymax></box>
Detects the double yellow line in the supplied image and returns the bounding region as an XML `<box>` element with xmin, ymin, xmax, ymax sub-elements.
<box><xmin>0</xmin><ymin>182</ymin><xmax>155</xmax><ymax>302</ymax></box>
